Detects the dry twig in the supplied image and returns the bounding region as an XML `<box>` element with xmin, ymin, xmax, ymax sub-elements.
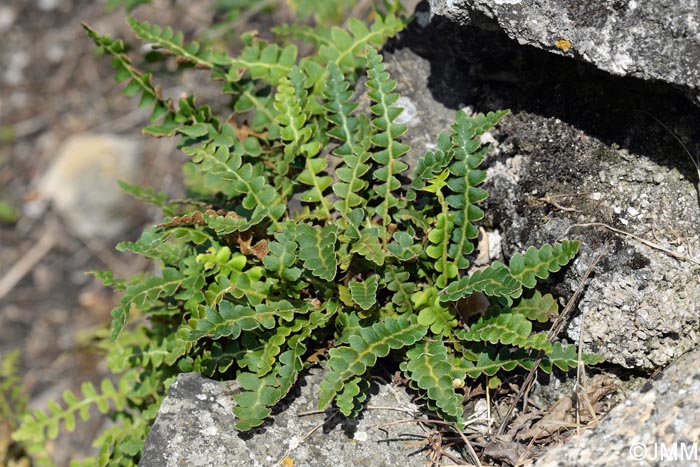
<box><xmin>496</xmin><ymin>245</ymin><xmax>609</xmax><ymax>437</ymax></box>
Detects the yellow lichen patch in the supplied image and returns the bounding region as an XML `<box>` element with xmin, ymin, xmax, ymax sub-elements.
<box><xmin>280</xmin><ymin>457</ymin><xmax>294</xmax><ymax>467</ymax></box>
<box><xmin>555</xmin><ymin>38</ymin><xmax>572</xmax><ymax>52</ymax></box>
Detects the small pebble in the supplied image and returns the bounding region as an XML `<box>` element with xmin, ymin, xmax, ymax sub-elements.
<box><xmin>394</xmin><ymin>96</ymin><xmax>417</xmax><ymax>125</ymax></box>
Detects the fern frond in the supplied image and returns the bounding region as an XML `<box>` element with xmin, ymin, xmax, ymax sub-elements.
<box><xmin>366</xmin><ymin>47</ymin><xmax>409</xmax><ymax>238</ymax></box>
<box><xmin>126</xmin><ymin>18</ymin><xmax>230</xmax><ymax>71</ymax></box>
<box><xmin>186</xmin><ymin>300</ymin><xmax>297</xmax><ymax>342</ymax></box>
<box><xmin>460</xmin><ymin>346</ymin><xmax>530</xmax><ymax>378</ymax></box>
<box><xmin>118</xmin><ymin>181</ymin><xmax>178</xmax><ymax>216</ymax></box>
<box><xmin>183</xmin><ymin>142</ymin><xmax>284</xmax><ymax>227</ymax></box>
<box><xmin>384</xmin><ymin>267</ymin><xmax>415</xmax><ymax>313</ymax></box>
<box><xmin>297</xmin><ymin>157</ymin><xmax>334</xmax><ymax>218</ymax></box>
<box><xmin>277</xmin><ymin>15</ymin><xmax>405</xmax><ymax>73</ymax></box>
<box><xmin>274</xmin><ymin>72</ymin><xmax>312</xmax><ymax>180</ymax></box>
<box><xmin>227</xmin><ymin>41</ymin><xmax>297</xmax><ymax>85</ymax></box>
<box><xmin>407</xmin><ymin>132</ymin><xmax>453</xmax><ymax>201</ymax></box>
<box><xmin>441</xmin><ymin>262</ymin><xmax>521</xmax><ymax>303</ymax></box>
<box><xmin>425</xmin><ymin>211</ymin><xmax>458</xmax><ymax>289</ymax></box>
<box><xmin>263</xmin><ymin>232</ymin><xmax>302</xmax><ymax>282</ymax></box>
<box><xmin>318</xmin><ymin>315</ymin><xmax>427</xmax><ymax>409</ymax></box>
<box><xmin>509</xmin><ymin>240</ymin><xmax>580</xmax><ymax>293</ymax></box>
<box><xmin>110</xmin><ymin>267</ymin><xmax>187</xmax><ymax>340</ymax></box>
<box><xmin>348</xmin><ymin>274</ymin><xmax>379</xmax><ymax>310</ymax></box>
<box><xmin>83</xmin><ymin>23</ymin><xmax>175</xmax><ymax>125</ymax></box>
<box><xmin>296</xmin><ymin>224</ymin><xmax>338</xmax><ymax>281</ymax></box>
<box><xmin>446</xmin><ymin>110</ymin><xmax>509</xmax><ymax>270</ymax></box>
<box><xmin>14</xmin><ymin>373</ymin><xmax>135</xmax><ymax>444</ymax></box>
<box><xmin>234</xmin><ymin>303</ymin><xmax>338</xmax><ymax>429</ymax></box>
<box><xmin>404</xmin><ymin>341</ymin><xmax>463</xmax><ymax>422</ymax></box>
<box><xmin>413</xmin><ymin>287</ymin><xmax>458</xmax><ymax>335</ymax></box>
<box><xmin>321</xmin><ymin>15</ymin><xmax>406</xmax><ymax>72</ymax></box>
<box><xmin>323</xmin><ymin>62</ymin><xmax>359</xmax><ymax>155</ymax></box>
<box><xmin>0</xmin><ymin>351</ymin><xmax>27</xmax><ymax>431</ymax></box>
<box><xmin>387</xmin><ymin>231</ymin><xmax>422</xmax><ymax>261</ymax></box>
<box><xmin>541</xmin><ymin>342</ymin><xmax>604</xmax><ymax>373</ymax></box>
<box><xmin>456</xmin><ymin>312</ymin><xmax>552</xmax><ymax>352</ymax></box>
<box><xmin>335</xmin><ymin>376</ymin><xmax>370</xmax><ymax>417</ymax></box>
<box><xmin>324</xmin><ymin>64</ymin><xmax>373</xmax><ymax>218</ymax></box>
<box><xmin>512</xmin><ymin>291</ymin><xmax>558</xmax><ymax>323</ymax></box>
<box><xmin>350</xmin><ymin>227</ymin><xmax>385</xmax><ymax>266</ymax></box>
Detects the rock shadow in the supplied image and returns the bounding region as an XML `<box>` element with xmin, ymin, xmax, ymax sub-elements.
<box><xmin>393</xmin><ymin>3</ymin><xmax>700</xmax><ymax>185</ymax></box>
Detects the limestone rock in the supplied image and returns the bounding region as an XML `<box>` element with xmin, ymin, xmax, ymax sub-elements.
<box><xmin>428</xmin><ymin>0</ymin><xmax>700</xmax><ymax>105</ymax></box>
<box><xmin>37</xmin><ymin>134</ymin><xmax>140</xmax><ymax>239</ymax></box>
<box><xmin>139</xmin><ymin>370</ymin><xmax>431</xmax><ymax>467</ymax></box>
<box><xmin>534</xmin><ymin>346</ymin><xmax>700</xmax><ymax>467</ymax></box>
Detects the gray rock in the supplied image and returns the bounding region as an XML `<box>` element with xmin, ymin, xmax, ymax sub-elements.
<box><xmin>139</xmin><ymin>370</ymin><xmax>432</xmax><ymax>467</ymax></box>
<box><xmin>37</xmin><ymin>133</ymin><xmax>141</xmax><ymax>239</ymax></box>
<box><xmin>534</xmin><ymin>346</ymin><xmax>700</xmax><ymax>467</ymax></box>
<box><xmin>481</xmin><ymin>113</ymin><xmax>700</xmax><ymax>371</ymax></box>
<box><xmin>428</xmin><ymin>0</ymin><xmax>700</xmax><ymax>105</ymax></box>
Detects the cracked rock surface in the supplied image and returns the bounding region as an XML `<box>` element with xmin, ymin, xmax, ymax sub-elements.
<box><xmin>428</xmin><ymin>0</ymin><xmax>700</xmax><ymax>104</ymax></box>
<box><xmin>139</xmin><ymin>370</ymin><xmax>430</xmax><ymax>467</ymax></box>
<box><xmin>534</xmin><ymin>346</ymin><xmax>700</xmax><ymax>467</ymax></box>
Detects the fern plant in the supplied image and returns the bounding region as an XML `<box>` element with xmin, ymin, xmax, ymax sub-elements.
<box><xmin>14</xmin><ymin>10</ymin><xmax>600</xmax><ymax>466</ymax></box>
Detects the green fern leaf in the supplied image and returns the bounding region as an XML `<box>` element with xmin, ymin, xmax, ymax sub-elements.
<box><xmin>232</xmin><ymin>372</ymin><xmax>279</xmax><ymax>430</ymax></box>
<box><xmin>318</xmin><ymin>315</ymin><xmax>427</xmax><ymax>408</ymax></box>
<box><xmin>117</xmin><ymin>181</ymin><xmax>178</xmax><ymax>216</ymax></box>
<box><xmin>509</xmin><ymin>240</ymin><xmax>580</xmax><ymax>292</ymax></box>
<box><xmin>405</xmin><ymin>341</ymin><xmax>463</xmax><ymax>422</ymax></box>
<box><xmin>296</xmin><ymin>224</ymin><xmax>338</xmax><ymax>281</ymax></box>
<box><xmin>425</xmin><ymin>211</ymin><xmax>458</xmax><ymax>289</ymax></box>
<box><xmin>384</xmin><ymin>268</ymin><xmax>415</xmax><ymax>313</ymax></box>
<box><xmin>413</xmin><ymin>287</ymin><xmax>458</xmax><ymax>335</ymax></box>
<box><xmin>277</xmin><ymin>15</ymin><xmax>405</xmax><ymax>73</ymax></box>
<box><xmin>263</xmin><ymin>232</ymin><xmax>302</xmax><ymax>282</ymax></box>
<box><xmin>387</xmin><ymin>231</ymin><xmax>422</xmax><ymax>261</ymax></box>
<box><xmin>83</xmin><ymin>24</ymin><xmax>175</xmax><ymax>126</ymax></box>
<box><xmin>348</xmin><ymin>274</ymin><xmax>379</xmax><ymax>310</ymax></box>
<box><xmin>110</xmin><ymin>267</ymin><xmax>186</xmax><ymax>340</ymax></box>
<box><xmin>184</xmin><ymin>142</ymin><xmax>284</xmax><ymax>227</ymax></box>
<box><xmin>14</xmin><ymin>373</ymin><xmax>134</xmax><ymax>443</ymax></box>
<box><xmin>460</xmin><ymin>346</ymin><xmax>527</xmax><ymax>378</ymax></box>
<box><xmin>441</xmin><ymin>262</ymin><xmax>521</xmax><ymax>303</ymax></box>
<box><xmin>297</xmin><ymin>157</ymin><xmax>334</xmax><ymax>218</ymax></box>
<box><xmin>324</xmin><ymin>63</ymin><xmax>372</xmax><ymax>217</ymax></box>
<box><xmin>274</xmin><ymin>72</ymin><xmax>313</xmax><ymax>181</ymax></box>
<box><xmin>366</xmin><ymin>47</ymin><xmax>409</xmax><ymax>235</ymax></box>
<box><xmin>350</xmin><ymin>228</ymin><xmax>385</xmax><ymax>266</ymax></box>
<box><xmin>541</xmin><ymin>342</ymin><xmax>604</xmax><ymax>373</ymax></box>
<box><xmin>186</xmin><ymin>300</ymin><xmax>296</xmax><ymax>342</ymax></box>
<box><xmin>321</xmin><ymin>15</ymin><xmax>406</xmax><ymax>72</ymax></box>
<box><xmin>126</xmin><ymin>18</ymin><xmax>230</xmax><ymax>71</ymax></box>
<box><xmin>456</xmin><ymin>312</ymin><xmax>552</xmax><ymax>352</ymax></box>
<box><xmin>227</xmin><ymin>41</ymin><xmax>297</xmax><ymax>85</ymax></box>
<box><xmin>512</xmin><ymin>291</ymin><xmax>558</xmax><ymax>323</ymax></box>
<box><xmin>407</xmin><ymin>132</ymin><xmax>453</xmax><ymax>201</ymax></box>
<box><xmin>335</xmin><ymin>376</ymin><xmax>370</xmax><ymax>417</ymax></box>
<box><xmin>233</xmin><ymin>303</ymin><xmax>339</xmax><ymax>430</ymax></box>
<box><xmin>323</xmin><ymin>62</ymin><xmax>359</xmax><ymax>156</ymax></box>
<box><xmin>446</xmin><ymin>111</ymin><xmax>509</xmax><ymax>270</ymax></box>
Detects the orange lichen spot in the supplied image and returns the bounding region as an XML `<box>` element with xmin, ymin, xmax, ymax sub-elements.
<box><xmin>554</xmin><ymin>38</ymin><xmax>572</xmax><ymax>52</ymax></box>
<box><xmin>280</xmin><ymin>457</ymin><xmax>294</xmax><ymax>467</ymax></box>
